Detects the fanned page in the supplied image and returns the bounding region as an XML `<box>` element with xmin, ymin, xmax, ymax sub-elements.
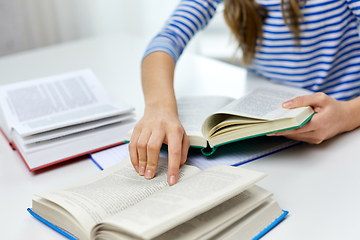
<box><xmin>17</xmin><ymin>113</ymin><xmax>135</xmax><ymax>145</ymax></box>
<box><xmin>177</xmin><ymin>96</ymin><xmax>234</xmax><ymax>147</ymax></box>
<box><xmin>35</xmin><ymin>158</ymin><xmax>200</xmax><ymax>239</ymax></box>
<box><xmin>219</xmin><ymin>88</ymin><xmax>298</xmax><ymax>120</ymax></box>
<box><xmin>201</xmin><ymin>86</ymin><xmax>313</xmax><ymax>138</ymax></box>
<box><xmin>93</xmin><ymin>165</ymin><xmax>267</xmax><ymax>240</ymax></box>
<box><xmin>0</xmin><ymin>69</ymin><xmax>133</xmax><ymax>137</ymax></box>
<box><xmin>153</xmin><ymin>185</ymin><xmax>272</xmax><ymax>240</ymax></box>
<box><xmin>208</xmin><ymin>199</ymin><xmax>284</xmax><ymax>240</ymax></box>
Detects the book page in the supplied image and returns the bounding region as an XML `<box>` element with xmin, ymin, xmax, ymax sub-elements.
<box><xmin>0</xmin><ymin>69</ymin><xmax>133</xmax><ymax>136</ymax></box>
<box><xmin>208</xmin><ymin>199</ymin><xmax>284</xmax><ymax>240</ymax></box>
<box><xmin>201</xmin><ymin>87</ymin><xmax>313</xmax><ymax>137</ymax></box>
<box><xmin>35</xmin><ymin>158</ymin><xmax>200</xmax><ymax>237</ymax></box>
<box><xmin>95</xmin><ymin>165</ymin><xmax>267</xmax><ymax>239</ymax></box>
<box><xmin>177</xmin><ymin>96</ymin><xmax>234</xmax><ymax>137</ymax></box>
<box><xmin>91</xmin><ymin>143</ymin><xmax>168</xmax><ymax>170</ymax></box>
<box><xmin>19</xmin><ymin>112</ymin><xmax>135</xmax><ymax>145</ymax></box>
<box><xmin>153</xmin><ymin>185</ymin><xmax>272</xmax><ymax>240</ymax></box>
<box><xmin>216</xmin><ymin>88</ymin><xmax>298</xmax><ymax>120</ymax></box>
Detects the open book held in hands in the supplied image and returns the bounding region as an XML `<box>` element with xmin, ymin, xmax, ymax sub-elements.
<box><xmin>28</xmin><ymin>157</ymin><xmax>288</xmax><ymax>240</ymax></box>
<box><xmin>176</xmin><ymin>86</ymin><xmax>314</xmax><ymax>155</ymax></box>
<box><xmin>0</xmin><ymin>69</ymin><xmax>136</xmax><ymax>171</ymax></box>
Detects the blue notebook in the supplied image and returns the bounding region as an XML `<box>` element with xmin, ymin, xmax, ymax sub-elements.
<box><xmin>90</xmin><ymin>136</ymin><xmax>301</xmax><ymax>171</ymax></box>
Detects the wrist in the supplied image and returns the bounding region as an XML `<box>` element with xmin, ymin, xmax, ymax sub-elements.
<box><xmin>342</xmin><ymin>97</ymin><xmax>360</xmax><ymax>132</ymax></box>
<box><xmin>144</xmin><ymin>97</ymin><xmax>178</xmax><ymax>115</ymax></box>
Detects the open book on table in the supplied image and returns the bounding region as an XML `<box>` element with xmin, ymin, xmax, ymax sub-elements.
<box><xmin>126</xmin><ymin>85</ymin><xmax>314</xmax><ymax>156</ymax></box>
<box><xmin>0</xmin><ymin>69</ymin><xmax>136</xmax><ymax>171</ymax></box>
<box><xmin>176</xmin><ymin>85</ymin><xmax>314</xmax><ymax>155</ymax></box>
<box><xmin>28</xmin><ymin>158</ymin><xmax>288</xmax><ymax>240</ymax></box>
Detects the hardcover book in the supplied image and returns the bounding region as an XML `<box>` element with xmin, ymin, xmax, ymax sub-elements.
<box><xmin>127</xmin><ymin>85</ymin><xmax>313</xmax><ymax>155</ymax></box>
<box><xmin>0</xmin><ymin>69</ymin><xmax>136</xmax><ymax>171</ymax></box>
<box><xmin>28</xmin><ymin>157</ymin><xmax>288</xmax><ymax>240</ymax></box>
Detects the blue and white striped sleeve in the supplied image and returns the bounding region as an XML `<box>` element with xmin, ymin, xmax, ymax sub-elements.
<box><xmin>144</xmin><ymin>0</ymin><xmax>223</xmax><ymax>63</ymax></box>
<box><xmin>347</xmin><ymin>0</ymin><xmax>360</xmax><ymax>22</ymax></box>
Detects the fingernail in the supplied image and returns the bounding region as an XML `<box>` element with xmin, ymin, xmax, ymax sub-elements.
<box><xmin>282</xmin><ymin>101</ymin><xmax>292</xmax><ymax>108</ymax></box>
<box><xmin>134</xmin><ymin>165</ymin><xmax>139</xmax><ymax>173</ymax></box>
<box><xmin>139</xmin><ymin>166</ymin><xmax>145</xmax><ymax>175</ymax></box>
<box><xmin>145</xmin><ymin>169</ymin><xmax>153</xmax><ymax>179</ymax></box>
<box><xmin>267</xmin><ymin>133</ymin><xmax>276</xmax><ymax>136</ymax></box>
<box><xmin>169</xmin><ymin>175</ymin><xmax>176</xmax><ymax>185</ymax></box>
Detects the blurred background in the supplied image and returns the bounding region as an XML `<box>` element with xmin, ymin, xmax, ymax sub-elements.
<box><xmin>0</xmin><ymin>0</ymin><xmax>241</xmax><ymax>64</ymax></box>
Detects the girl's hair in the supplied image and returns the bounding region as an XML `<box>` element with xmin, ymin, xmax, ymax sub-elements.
<box><xmin>223</xmin><ymin>0</ymin><xmax>305</xmax><ymax>65</ymax></box>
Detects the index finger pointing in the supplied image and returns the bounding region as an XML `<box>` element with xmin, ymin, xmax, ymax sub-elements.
<box><xmin>167</xmin><ymin>133</ymin><xmax>183</xmax><ymax>186</ymax></box>
<box><xmin>129</xmin><ymin>128</ymin><xmax>141</xmax><ymax>173</ymax></box>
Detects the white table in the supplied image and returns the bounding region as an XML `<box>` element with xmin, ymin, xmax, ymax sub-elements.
<box><xmin>0</xmin><ymin>34</ymin><xmax>359</xmax><ymax>240</ymax></box>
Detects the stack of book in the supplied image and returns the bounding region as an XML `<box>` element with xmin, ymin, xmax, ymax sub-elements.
<box><xmin>0</xmin><ymin>69</ymin><xmax>136</xmax><ymax>171</ymax></box>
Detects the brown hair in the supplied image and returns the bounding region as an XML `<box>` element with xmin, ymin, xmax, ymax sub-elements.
<box><xmin>223</xmin><ymin>0</ymin><xmax>305</xmax><ymax>65</ymax></box>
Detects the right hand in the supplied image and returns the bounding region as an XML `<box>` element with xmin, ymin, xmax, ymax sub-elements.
<box><xmin>129</xmin><ymin>106</ymin><xmax>190</xmax><ymax>185</ymax></box>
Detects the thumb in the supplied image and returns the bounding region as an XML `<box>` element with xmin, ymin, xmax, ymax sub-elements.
<box><xmin>282</xmin><ymin>92</ymin><xmax>327</xmax><ymax>109</ymax></box>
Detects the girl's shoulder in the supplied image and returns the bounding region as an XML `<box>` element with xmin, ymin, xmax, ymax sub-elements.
<box><xmin>255</xmin><ymin>0</ymin><xmax>348</xmax><ymax>8</ymax></box>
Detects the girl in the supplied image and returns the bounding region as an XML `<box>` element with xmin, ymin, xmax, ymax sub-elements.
<box><xmin>129</xmin><ymin>0</ymin><xmax>360</xmax><ymax>185</ymax></box>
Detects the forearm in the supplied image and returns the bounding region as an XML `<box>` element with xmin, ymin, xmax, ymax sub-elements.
<box><xmin>141</xmin><ymin>52</ymin><xmax>178</xmax><ymax>115</ymax></box>
<box><xmin>133</xmin><ymin>51</ymin><xmax>189</xmax><ymax>185</ymax></box>
<box><xmin>344</xmin><ymin>96</ymin><xmax>360</xmax><ymax>132</ymax></box>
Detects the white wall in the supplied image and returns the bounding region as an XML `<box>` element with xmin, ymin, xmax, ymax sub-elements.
<box><xmin>0</xmin><ymin>0</ymin><xmax>182</xmax><ymax>56</ymax></box>
<box><xmin>0</xmin><ymin>0</ymin><xmax>237</xmax><ymax>61</ymax></box>
<box><xmin>0</xmin><ymin>0</ymin><xmax>60</xmax><ymax>56</ymax></box>
<box><xmin>81</xmin><ymin>1</ymin><xmax>179</xmax><ymax>38</ymax></box>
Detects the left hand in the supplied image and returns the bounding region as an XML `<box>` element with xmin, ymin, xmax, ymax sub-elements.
<box><xmin>268</xmin><ymin>92</ymin><xmax>354</xmax><ymax>144</ymax></box>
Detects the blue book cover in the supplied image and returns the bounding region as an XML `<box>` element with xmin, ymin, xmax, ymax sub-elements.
<box><xmin>27</xmin><ymin>208</ymin><xmax>77</xmax><ymax>240</ymax></box>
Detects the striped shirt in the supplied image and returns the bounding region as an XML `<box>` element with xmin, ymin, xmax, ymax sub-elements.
<box><xmin>144</xmin><ymin>0</ymin><xmax>360</xmax><ymax>100</ymax></box>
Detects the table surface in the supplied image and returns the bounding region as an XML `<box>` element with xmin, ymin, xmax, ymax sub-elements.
<box><xmin>0</xmin><ymin>34</ymin><xmax>359</xmax><ymax>240</ymax></box>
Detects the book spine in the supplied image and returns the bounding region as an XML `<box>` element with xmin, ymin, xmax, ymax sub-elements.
<box><xmin>253</xmin><ymin>210</ymin><xmax>289</xmax><ymax>240</ymax></box>
<box><xmin>27</xmin><ymin>208</ymin><xmax>78</xmax><ymax>240</ymax></box>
